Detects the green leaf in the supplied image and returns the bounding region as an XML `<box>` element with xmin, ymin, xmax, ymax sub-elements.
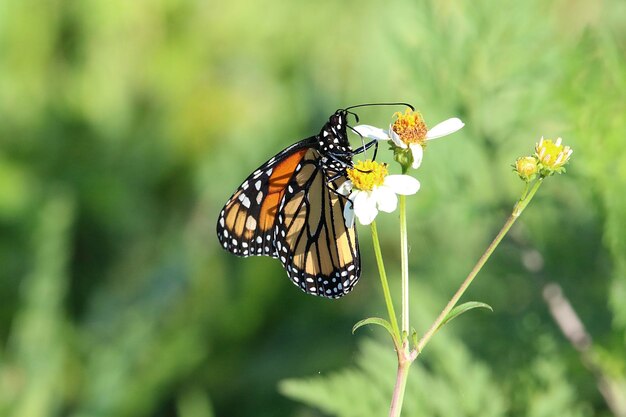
<box><xmin>352</xmin><ymin>317</ymin><xmax>394</xmax><ymax>337</ymax></box>
<box><xmin>438</xmin><ymin>302</ymin><xmax>493</xmax><ymax>330</ymax></box>
<box><xmin>411</xmin><ymin>327</ymin><xmax>419</xmax><ymax>349</ymax></box>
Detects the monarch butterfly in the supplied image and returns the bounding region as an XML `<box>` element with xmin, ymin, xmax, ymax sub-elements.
<box><xmin>216</xmin><ymin>103</ymin><xmax>413</xmax><ymax>298</ymax></box>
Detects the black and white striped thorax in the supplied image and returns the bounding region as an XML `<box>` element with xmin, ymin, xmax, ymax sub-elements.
<box><xmin>312</xmin><ymin>110</ymin><xmax>354</xmax><ymax>173</ymax></box>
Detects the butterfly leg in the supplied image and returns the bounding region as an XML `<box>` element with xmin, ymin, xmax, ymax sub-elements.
<box><xmin>325</xmin><ymin>181</ymin><xmax>355</xmax><ymax>224</ymax></box>
<box><xmin>350</xmin><ymin>139</ymin><xmax>378</xmax><ymax>159</ymax></box>
<box><xmin>326</xmin><ymin>152</ymin><xmax>354</xmax><ymax>169</ymax></box>
<box><xmin>324</xmin><ymin>174</ymin><xmax>352</xmax><ymax>202</ymax></box>
<box><xmin>325</xmin><ymin>140</ymin><xmax>379</xmax><ymax>171</ymax></box>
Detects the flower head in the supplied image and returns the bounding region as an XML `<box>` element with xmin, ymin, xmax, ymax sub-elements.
<box><xmin>390</xmin><ymin>109</ymin><xmax>428</xmax><ymax>146</ymax></box>
<box><xmin>353</xmin><ymin>109</ymin><xmax>464</xmax><ymax>170</ymax></box>
<box><xmin>535</xmin><ymin>137</ymin><xmax>572</xmax><ymax>168</ymax></box>
<box><xmin>337</xmin><ymin>160</ymin><xmax>420</xmax><ymax>226</ymax></box>
<box><xmin>514</xmin><ymin>156</ymin><xmax>539</xmax><ymax>182</ymax></box>
<box><xmin>346</xmin><ymin>160</ymin><xmax>388</xmax><ymax>191</ymax></box>
<box><xmin>535</xmin><ymin>137</ymin><xmax>572</xmax><ymax>175</ymax></box>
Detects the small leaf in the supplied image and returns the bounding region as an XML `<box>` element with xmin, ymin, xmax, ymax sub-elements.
<box><xmin>352</xmin><ymin>317</ymin><xmax>394</xmax><ymax>337</ymax></box>
<box><xmin>411</xmin><ymin>327</ymin><xmax>419</xmax><ymax>349</ymax></box>
<box><xmin>438</xmin><ymin>302</ymin><xmax>493</xmax><ymax>330</ymax></box>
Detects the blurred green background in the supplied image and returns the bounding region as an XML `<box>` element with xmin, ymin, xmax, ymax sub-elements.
<box><xmin>1</xmin><ymin>0</ymin><xmax>625</xmax><ymax>416</ymax></box>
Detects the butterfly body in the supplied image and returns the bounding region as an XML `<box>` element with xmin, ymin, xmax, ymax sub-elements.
<box><xmin>217</xmin><ymin>109</ymin><xmax>366</xmax><ymax>298</ymax></box>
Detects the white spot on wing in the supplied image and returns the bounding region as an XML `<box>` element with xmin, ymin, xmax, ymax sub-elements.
<box><xmin>246</xmin><ymin>215</ymin><xmax>257</xmax><ymax>230</ymax></box>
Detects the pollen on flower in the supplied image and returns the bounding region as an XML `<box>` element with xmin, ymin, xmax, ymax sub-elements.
<box><xmin>535</xmin><ymin>137</ymin><xmax>572</xmax><ymax>170</ymax></box>
<box><xmin>347</xmin><ymin>160</ymin><xmax>388</xmax><ymax>191</ymax></box>
<box><xmin>391</xmin><ymin>108</ymin><xmax>428</xmax><ymax>145</ymax></box>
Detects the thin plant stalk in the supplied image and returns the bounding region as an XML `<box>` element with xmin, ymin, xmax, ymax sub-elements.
<box><xmin>370</xmin><ymin>221</ymin><xmax>401</xmax><ymax>342</ymax></box>
<box><xmin>388</xmin><ymin>194</ymin><xmax>412</xmax><ymax>417</ymax></box>
<box><xmin>399</xmin><ymin>194</ymin><xmax>410</xmax><ymax>336</ymax></box>
<box><xmin>417</xmin><ymin>178</ymin><xmax>543</xmax><ymax>352</ymax></box>
<box><xmin>389</xmin><ymin>358</ymin><xmax>411</xmax><ymax>417</ymax></box>
<box><xmin>387</xmin><ymin>177</ymin><xmax>544</xmax><ymax>416</ymax></box>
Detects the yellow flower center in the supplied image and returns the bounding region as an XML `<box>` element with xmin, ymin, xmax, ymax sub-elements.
<box><xmin>347</xmin><ymin>160</ymin><xmax>388</xmax><ymax>191</ymax></box>
<box><xmin>391</xmin><ymin>108</ymin><xmax>428</xmax><ymax>145</ymax></box>
<box><xmin>535</xmin><ymin>137</ymin><xmax>572</xmax><ymax>168</ymax></box>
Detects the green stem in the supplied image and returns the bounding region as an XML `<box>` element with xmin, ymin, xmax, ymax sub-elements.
<box><xmin>399</xmin><ymin>195</ymin><xmax>409</xmax><ymax>336</ymax></box>
<box><xmin>520</xmin><ymin>181</ymin><xmax>531</xmax><ymax>200</ymax></box>
<box><xmin>389</xmin><ymin>358</ymin><xmax>411</xmax><ymax>417</ymax></box>
<box><xmin>514</xmin><ymin>177</ymin><xmax>543</xmax><ymax>217</ymax></box>
<box><xmin>416</xmin><ymin>178</ymin><xmax>544</xmax><ymax>353</ymax></box>
<box><xmin>371</xmin><ymin>221</ymin><xmax>401</xmax><ymax>342</ymax></box>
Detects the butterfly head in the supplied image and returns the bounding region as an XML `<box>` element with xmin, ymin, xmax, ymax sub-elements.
<box><xmin>316</xmin><ymin>109</ymin><xmax>352</xmax><ymax>153</ymax></box>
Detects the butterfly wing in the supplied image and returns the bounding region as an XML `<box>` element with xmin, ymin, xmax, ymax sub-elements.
<box><xmin>217</xmin><ymin>141</ymin><xmax>310</xmax><ymax>257</ymax></box>
<box><xmin>274</xmin><ymin>148</ymin><xmax>360</xmax><ymax>298</ymax></box>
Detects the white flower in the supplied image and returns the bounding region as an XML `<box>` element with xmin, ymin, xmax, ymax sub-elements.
<box><xmin>338</xmin><ymin>160</ymin><xmax>420</xmax><ymax>227</ymax></box>
<box><xmin>353</xmin><ymin>111</ymin><xmax>464</xmax><ymax>169</ymax></box>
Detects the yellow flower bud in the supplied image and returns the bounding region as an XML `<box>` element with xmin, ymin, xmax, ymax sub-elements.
<box><xmin>514</xmin><ymin>156</ymin><xmax>539</xmax><ymax>182</ymax></box>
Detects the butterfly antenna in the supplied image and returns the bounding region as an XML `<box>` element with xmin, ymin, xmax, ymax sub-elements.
<box><xmin>344</xmin><ymin>102</ymin><xmax>415</xmax><ymax>111</ymax></box>
<box><xmin>345</xmin><ymin>109</ymin><xmax>360</xmax><ymax>123</ymax></box>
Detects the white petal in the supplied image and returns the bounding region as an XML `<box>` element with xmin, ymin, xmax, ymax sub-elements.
<box><xmin>353</xmin><ymin>191</ymin><xmax>378</xmax><ymax>225</ymax></box>
<box><xmin>336</xmin><ymin>180</ymin><xmax>353</xmax><ymax>196</ymax></box>
<box><xmin>383</xmin><ymin>175</ymin><xmax>421</xmax><ymax>195</ymax></box>
<box><xmin>343</xmin><ymin>199</ymin><xmax>355</xmax><ymax>228</ymax></box>
<box><xmin>410</xmin><ymin>144</ymin><xmax>424</xmax><ymax>169</ymax></box>
<box><xmin>375</xmin><ymin>186</ymin><xmax>398</xmax><ymax>213</ymax></box>
<box><xmin>389</xmin><ymin>124</ymin><xmax>407</xmax><ymax>148</ymax></box>
<box><xmin>351</xmin><ymin>191</ymin><xmax>369</xmax><ymax>218</ymax></box>
<box><xmin>426</xmin><ymin>118</ymin><xmax>464</xmax><ymax>140</ymax></box>
<box><xmin>352</xmin><ymin>125</ymin><xmax>390</xmax><ymax>141</ymax></box>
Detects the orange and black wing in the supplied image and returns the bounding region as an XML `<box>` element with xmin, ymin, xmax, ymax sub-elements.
<box><xmin>274</xmin><ymin>148</ymin><xmax>360</xmax><ymax>298</ymax></box>
<box><xmin>217</xmin><ymin>141</ymin><xmax>310</xmax><ymax>258</ymax></box>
